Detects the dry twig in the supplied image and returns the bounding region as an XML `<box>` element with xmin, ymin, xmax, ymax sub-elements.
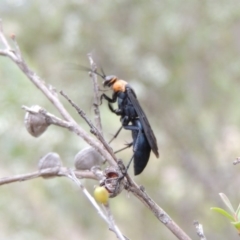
<box><xmin>194</xmin><ymin>221</ymin><xmax>207</xmax><ymax>240</ymax></box>
<box><xmin>0</xmin><ymin>167</ymin><xmax>97</xmax><ymax>186</ymax></box>
<box><xmin>87</xmin><ymin>53</ymin><xmax>103</xmax><ymax>134</ymax></box>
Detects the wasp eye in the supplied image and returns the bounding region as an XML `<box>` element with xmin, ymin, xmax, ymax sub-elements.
<box><xmin>103</xmin><ymin>81</ymin><xmax>109</xmax><ymax>87</ymax></box>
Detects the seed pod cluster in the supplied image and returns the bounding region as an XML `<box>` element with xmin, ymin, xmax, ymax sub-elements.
<box><xmin>38</xmin><ymin>152</ymin><xmax>62</xmax><ymax>178</ymax></box>
<box><xmin>24</xmin><ymin>105</ymin><xmax>50</xmax><ymax>137</ymax></box>
<box><xmin>100</xmin><ymin>165</ymin><xmax>124</xmax><ymax>198</ymax></box>
<box><xmin>74</xmin><ymin>147</ymin><xmax>104</xmax><ymax>170</ymax></box>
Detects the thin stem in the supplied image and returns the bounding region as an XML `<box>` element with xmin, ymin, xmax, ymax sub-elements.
<box><xmin>87</xmin><ymin>53</ymin><xmax>103</xmax><ymax>135</ymax></box>
<box><xmin>0</xmin><ymin>167</ymin><xmax>97</xmax><ymax>186</ymax></box>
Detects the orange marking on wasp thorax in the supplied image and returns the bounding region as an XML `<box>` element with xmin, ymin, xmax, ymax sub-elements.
<box><xmin>112</xmin><ymin>80</ymin><xmax>128</xmax><ymax>92</ymax></box>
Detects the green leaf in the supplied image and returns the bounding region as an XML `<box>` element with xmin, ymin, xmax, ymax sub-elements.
<box><xmin>211</xmin><ymin>207</ymin><xmax>235</xmax><ymax>221</ymax></box>
<box><xmin>231</xmin><ymin>221</ymin><xmax>240</xmax><ymax>230</ymax></box>
<box><xmin>219</xmin><ymin>193</ymin><xmax>235</xmax><ymax>214</ymax></box>
<box><xmin>236</xmin><ymin>203</ymin><xmax>240</xmax><ymax>220</ymax></box>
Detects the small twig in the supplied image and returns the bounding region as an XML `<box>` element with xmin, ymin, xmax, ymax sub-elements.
<box><xmin>233</xmin><ymin>157</ymin><xmax>240</xmax><ymax>165</ymax></box>
<box><xmin>22</xmin><ymin>105</ymin><xmax>72</xmax><ymax>129</ymax></box>
<box><xmin>60</xmin><ymin>90</ymin><xmax>117</xmax><ymax>164</ymax></box>
<box><xmin>104</xmin><ymin>203</ymin><xmax>128</xmax><ymax>240</ymax></box>
<box><xmin>194</xmin><ymin>221</ymin><xmax>207</xmax><ymax>240</ymax></box>
<box><xmin>66</xmin><ymin>170</ymin><xmax>126</xmax><ymax>240</ymax></box>
<box><xmin>87</xmin><ymin>53</ymin><xmax>103</xmax><ymax>135</ymax></box>
<box><xmin>60</xmin><ymin>90</ymin><xmax>94</xmax><ymax>129</ymax></box>
<box><xmin>0</xmin><ymin>167</ymin><xmax>97</xmax><ymax>186</ymax></box>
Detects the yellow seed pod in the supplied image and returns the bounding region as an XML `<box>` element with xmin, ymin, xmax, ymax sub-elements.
<box><xmin>94</xmin><ymin>186</ymin><xmax>109</xmax><ymax>204</ymax></box>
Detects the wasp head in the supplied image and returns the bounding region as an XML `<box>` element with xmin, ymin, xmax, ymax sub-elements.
<box><xmin>76</xmin><ymin>65</ymin><xmax>118</xmax><ymax>88</ymax></box>
<box><xmin>103</xmin><ymin>75</ymin><xmax>118</xmax><ymax>88</ymax></box>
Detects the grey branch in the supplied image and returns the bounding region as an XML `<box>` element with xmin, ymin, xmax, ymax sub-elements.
<box><xmin>0</xmin><ymin>167</ymin><xmax>98</xmax><ymax>186</ymax></box>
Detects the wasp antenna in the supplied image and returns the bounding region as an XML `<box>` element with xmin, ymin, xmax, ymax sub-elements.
<box><xmin>68</xmin><ymin>63</ymin><xmax>92</xmax><ymax>72</ymax></box>
<box><xmin>100</xmin><ymin>65</ymin><xmax>106</xmax><ymax>78</ymax></box>
<box><xmin>92</xmin><ymin>70</ymin><xmax>105</xmax><ymax>79</ymax></box>
<box><xmin>71</xmin><ymin>64</ymin><xmax>105</xmax><ymax>79</ymax></box>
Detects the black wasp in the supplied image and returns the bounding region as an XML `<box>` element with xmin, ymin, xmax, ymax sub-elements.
<box><xmin>81</xmin><ymin>67</ymin><xmax>159</xmax><ymax>175</ymax></box>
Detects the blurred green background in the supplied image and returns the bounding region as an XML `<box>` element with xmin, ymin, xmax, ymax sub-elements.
<box><xmin>1</xmin><ymin>0</ymin><xmax>240</xmax><ymax>239</ymax></box>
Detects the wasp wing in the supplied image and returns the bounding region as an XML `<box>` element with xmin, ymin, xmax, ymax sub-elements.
<box><xmin>126</xmin><ymin>86</ymin><xmax>159</xmax><ymax>158</ymax></box>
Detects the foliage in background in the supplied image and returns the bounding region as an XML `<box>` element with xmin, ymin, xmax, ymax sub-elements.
<box><xmin>211</xmin><ymin>193</ymin><xmax>240</xmax><ymax>234</ymax></box>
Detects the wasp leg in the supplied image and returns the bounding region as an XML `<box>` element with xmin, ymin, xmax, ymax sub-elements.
<box><xmin>100</xmin><ymin>92</ymin><xmax>117</xmax><ymax>105</ymax></box>
<box><xmin>114</xmin><ymin>142</ymin><xmax>133</xmax><ymax>154</ymax></box>
<box><xmin>108</xmin><ymin>114</ymin><xmax>130</xmax><ymax>144</ymax></box>
<box><xmin>109</xmin><ymin>126</ymin><xmax>123</xmax><ymax>144</ymax></box>
<box><xmin>108</xmin><ymin>102</ymin><xmax>123</xmax><ymax>115</ymax></box>
<box><xmin>124</xmin><ymin>154</ymin><xmax>135</xmax><ymax>174</ymax></box>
